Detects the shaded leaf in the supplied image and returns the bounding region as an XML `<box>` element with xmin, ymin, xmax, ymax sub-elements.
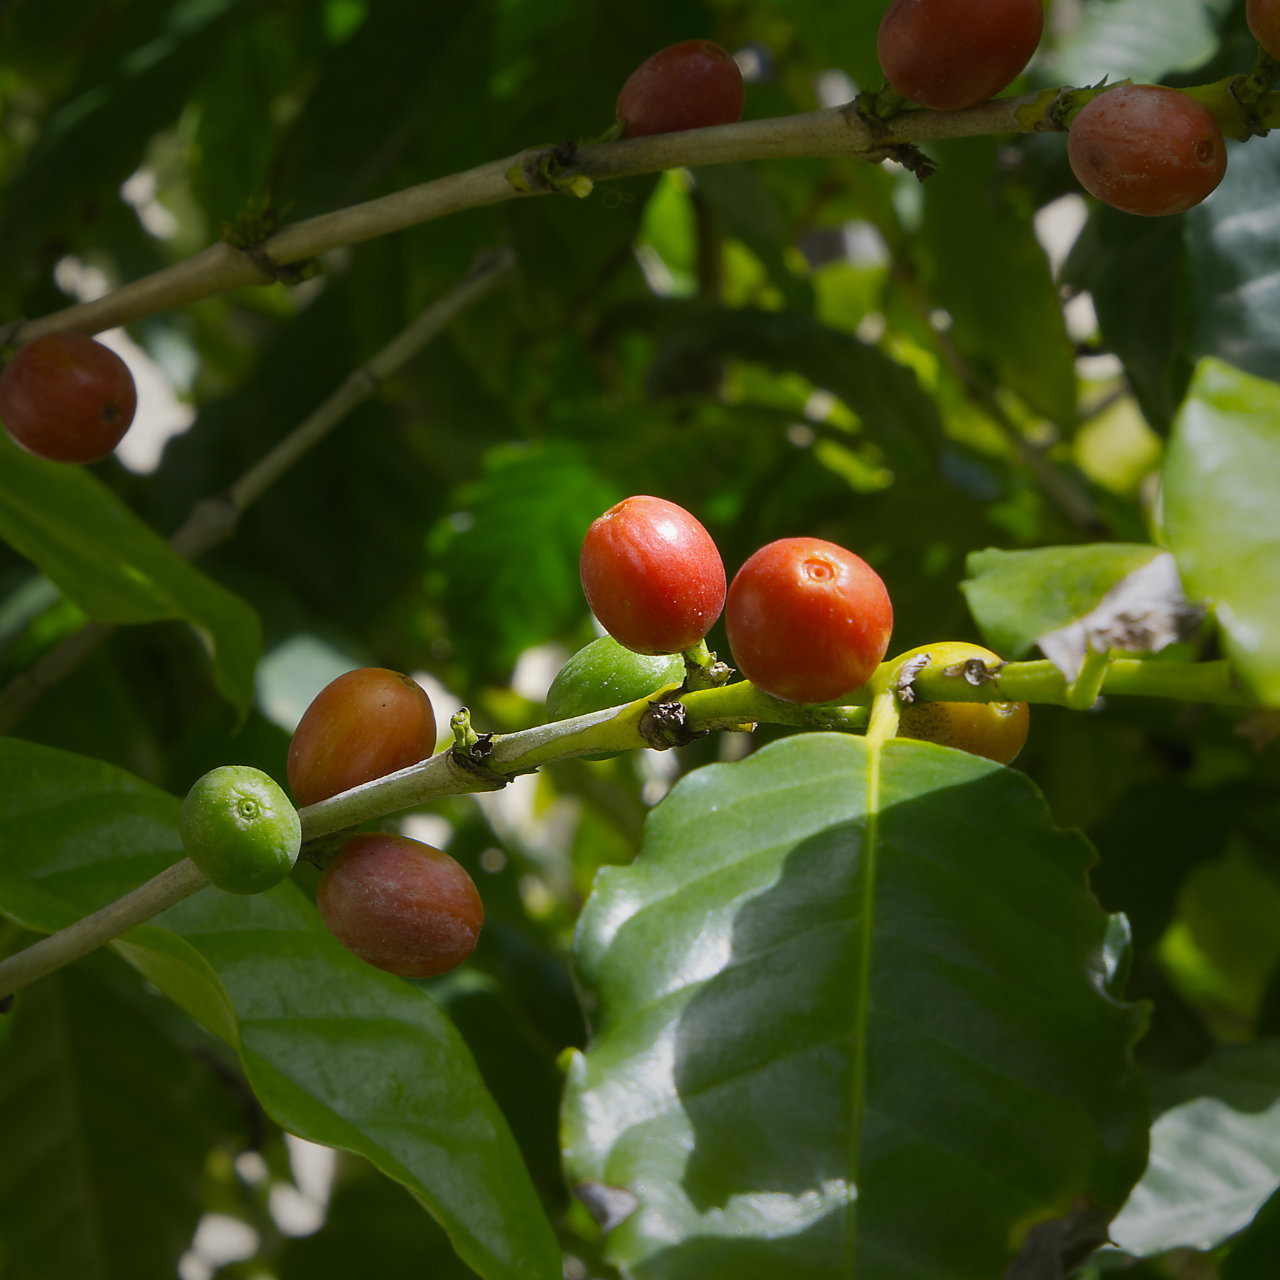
<box><xmin>1221</xmin><ymin>1185</ymin><xmax>1280</xmax><ymax>1279</ymax></box>
<box><xmin>635</xmin><ymin>302</ymin><xmax>941</xmax><ymax>473</ymax></box>
<box><xmin>0</xmin><ymin>957</ymin><xmax>233</xmax><ymax>1280</ymax></box>
<box><xmin>431</xmin><ymin>442</ymin><xmax>619</xmax><ymax>676</ymax></box>
<box><xmin>563</xmin><ymin>734</ymin><xmax>1148</xmax><ymax>1279</ymax></box>
<box><xmin>1062</xmin><ymin>208</ymin><xmax>1191</xmax><ymax>434</ymax></box>
<box><xmin>920</xmin><ymin>137</ymin><xmax>1076</xmax><ymax>427</ymax></box>
<box><xmin>0</xmin><ymin>739</ymin><xmax>560</xmax><ymax>1280</ymax></box>
<box><xmin>1163</xmin><ymin>359</ymin><xmax>1280</xmax><ymax>705</ymax></box>
<box><xmin>962</xmin><ymin>543</ymin><xmax>1164</xmax><ymax>659</ymax></box>
<box><xmin>0</xmin><ymin>434</ymin><xmax>260</xmax><ymax>720</ymax></box>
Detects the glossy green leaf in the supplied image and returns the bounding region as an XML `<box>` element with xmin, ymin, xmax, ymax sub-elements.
<box><xmin>0</xmin><ymin>739</ymin><xmax>560</xmax><ymax>1280</ymax></box>
<box><xmin>962</xmin><ymin>544</ymin><xmax>1164</xmax><ymax>657</ymax></box>
<box><xmin>563</xmin><ymin>734</ymin><xmax>1149</xmax><ymax>1279</ymax></box>
<box><xmin>1109</xmin><ymin>1094</ymin><xmax>1280</xmax><ymax>1256</ymax></box>
<box><xmin>1163</xmin><ymin>359</ymin><xmax>1280</xmax><ymax>705</ymax></box>
<box><xmin>0</xmin><ymin>434</ymin><xmax>260</xmax><ymax>720</ymax></box>
<box><xmin>0</xmin><ymin>957</ymin><xmax>231</xmax><ymax>1280</ymax></box>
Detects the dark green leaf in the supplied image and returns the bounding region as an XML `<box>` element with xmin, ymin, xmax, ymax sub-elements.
<box><xmin>431</xmin><ymin>442</ymin><xmax>619</xmax><ymax>676</ymax></box>
<box><xmin>1163</xmin><ymin>359</ymin><xmax>1280</xmax><ymax>705</ymax></box>
<box><xmin>920</xmin><ymin>137</ymin><xmax>1076</xmax><ymax>427</ymax></box>
<box><xmin>0</xmin><ymin>957</ymin><xmax>233</xmax><ymax>1280</ymax></box>
<box><xmin>1222</xmin><ymin>1185</ymin><xmax>1280</xmax><ymax>1279</ymax></box>
<box><xmin>0</xmin><ymin>739</ymin><xmax>560</xmax><ymax>1280</ymax></box>
<box><xmin>0</xmin><ymin>434</ymin><xmax>260</xmax><ymax>720</ymax></box>
<box><xmin>563</xmin><ymin>734</ymin><xmax>1149</xmax><ymax>1278</ymax></box>
<box><xmin>1064</xmin><ymin>208</ymin><xmax>1191</xmax><ymax>434</ymax></box>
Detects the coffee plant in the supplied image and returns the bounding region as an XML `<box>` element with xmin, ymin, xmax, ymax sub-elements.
<box><xmin>2</xmin><ymin>3</ymin><xmax>1280</xmax><ymax>1278</ymax></box>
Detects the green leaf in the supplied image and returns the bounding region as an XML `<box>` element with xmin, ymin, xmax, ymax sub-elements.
<box><xmin>962</xmin><ymin>543</ymin><xmax>1164</xmax><ymax>658</ymax></box>
<box><xmin>1050</xmin><ymin>0</ymin><xmax>1228</xmax><ymax>84</ymax></box>
<box><xmin>693</xmin><ymin>166</ymin><xmax>813</xmax><ymax>313</ymax></box>
<box><xmin>639</xmin><ymin>302</ymin><xmax>941</xmax><ymax>473</ymax></box>
<box><xmin>1064</xmin><ymin>208</ymin><xmax>1191</xmax><ymax>433</ymax></box>
<box><xmin>278</xmin><ymin>1160</ymin><xmax>480</xmax><ymax>1280</ymax></box>
<box><xmin>1109</xmin><ymin>1093</ymin><xmax>1280</xmax><ymax>1256</ymax></box>
<box><xmin>1186</xmin><ymin>130</ymin><xmax>1280</xmax><ymax>382</ymax></box>
<box><xmin>0</xmin><ymin>957</ymin><xmax>232</xmax><ymax>1280</ymax></box>
<box><xmin>1222</xmin><ymin>1186</ymin><xmax>1280</xmax><ymax>1279</ymax></box>
<box><xmin>563</xmin><ymin>734</ymin><xmax>1149</xmax><ymax>1279</ymax></box>
<box><xmin>1163</xmin><ymin>359</ymin><xmax>1280</xmax><ymax>705</ymax></box>
<box><xmin>431</xmin><ymin>442</ymin><xmax>619</xmax><ymax>676</ymax></box>
<box><xmin>0</xmin><ymin>435</ymin><xmax>260</xmax><ymax>720</ymax></box>
<box><xmin>920</xmin><ymin>137</ymin><xmax>1077</xmax><ymax>427</ymax></box>
<box><xmin>0</xmin><ymin>739</ymin><xmax>560</xmax><ymax>1280</ymax></box>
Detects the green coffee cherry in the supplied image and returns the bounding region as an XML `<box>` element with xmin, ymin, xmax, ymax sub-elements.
<box><xmin>547</xmin><ymin>636</ymin><xmax>685</xmax><ymax>720</ymax></box>
<box><xmin>546</xmin><ymin>636</ymin><xmax>685</xmax><ymax>761</ymax></box>
<box><xmin>180</xmin><ymin>765</ymin><xmax>301</xmax><ymax>895</ymax></box>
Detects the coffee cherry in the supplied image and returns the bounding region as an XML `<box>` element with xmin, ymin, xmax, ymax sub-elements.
<box><xmin>180</xmin><ymin>765</ymin><xmax>301</xmax><ymax>895</ymax></box>
<box><xmin>725</xmin><ymin>537</ymin><xmax>893</xmax><ymax>704</ymax></box>
<box><xmin>546</xmin><ymin>636</ymin><xmax>685</xmax><ymax>721</ymax></box>
<box><xmin>1067</xmin><ymin>85</ymin><xmax>1227</xmax><ymax>217</ymax></box>
<box><xmin>616</xmin><ymin>39</ymin><xmax>744</xmax><ymax>137</ymax></box>
<box><xmin>1247</xmin><ymin>0</ymin><xmax>1280</xmax><ymax>61</ymax></box>
<box><xmin>0</xmin><ymin>331</ymin><xmax>137</xmax><ymax>463</ymax></box>
<box><xmin>288</xmin><ymin>668</ymin><xmax>438</xmax><ymax>807</ymax></box>
<box><xmin>892</xmin><ymin>642</ymin><xmax>1030</xmax><ymax>765</ymax></box>
<box><xmin>316</xmin><ymin>833</ymin><xmax>483</xmax><ymax>978</ymax></box>
<box><xmin>580</xmin><ymin>496</ymin><xmax>726</xmax><ymax>656</ymax></box>
<box><xmin>876</xmin><ymin>0</ymin><xmax>1044</xmax><ymax>111</ymax></box>
<box><xmin>546</xmin><ymin>636</ymin><xmax>685</xmax><ymax>761</ymax></box>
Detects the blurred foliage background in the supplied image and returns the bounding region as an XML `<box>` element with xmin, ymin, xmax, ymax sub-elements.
<box><xmin>2</xmin><ymin>0</ymin><xmax>1280</xmax><ymax>1276</ymax></box>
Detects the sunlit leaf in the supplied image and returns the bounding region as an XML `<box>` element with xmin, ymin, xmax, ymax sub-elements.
<box><xmin>1163</xmin><ymin>359</ymin><xmax>1280</xmax><ymax>705</ymax></box>
<box><xmin>563</xmin><ymin>734</ymin><xmax>1149</xmax><ymax>1279</ymax></box>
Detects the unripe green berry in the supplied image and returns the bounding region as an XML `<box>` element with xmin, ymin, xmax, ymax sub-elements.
<box><xmin>180</xmin><ymin>765</ymin><xmax>301</xmax><ymax>895</ymax></box>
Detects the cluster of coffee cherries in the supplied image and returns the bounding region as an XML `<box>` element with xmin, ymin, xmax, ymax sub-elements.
<box><xmin>555</xmin><ymin>494</ymin><xmax>1029</xmax><ymax>764</ymax></box>
<box><xmin>178</xmin><ymin>668</ymin><xmax>479</xmax><ymax>980</ymax></box>
<box><xmin>622</xmin><ymin>1</ymin><xmax>1262</xmax><ymax>220</ymax></box>
<box><xmin>876</xmin><ymin>0</ymin><xmax>1238</xmax><ymax>219</ymax></box>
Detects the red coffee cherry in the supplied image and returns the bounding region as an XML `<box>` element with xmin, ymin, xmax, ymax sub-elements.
<box><xmin>616</xmin><ymin>39</ymin><xmax>744</xmax><ymax>138</ymax></box>
<box><xmin>579</xmin><ymin>495</ymin><xmax>726</xmax><ymax>656</ymax></box>
<box><xmin>316</xmin><ymin>833</ymin><xmax>483</xmax><ymax>978</ymax></box>
<box><xmin>1247</xmin><ymin>0</ymin><xmax>1280</xmax><ymax>61</ymax></box>
<box><xmin>0</xmin><ymin>331</ymin><xmax>137</xmax><ymax>463</ymax></box>
<box><xmin>1067</xmin><ymin>85</ymin><xmax>1227</xmax><ymax>217</ymax></box>
<box><xmin>725</xmin><ymin>537</ymin><xmax>893</xmax><ymax>704</ymax></box>
<box><xmin>287</xmin><ymin>668</ymin><xmax>438</xmax><ymax>807</ymax></box>
<box><xmin>876</xmin><ymin>0</ymin><xmax>1044</xmax><ymax>111</ymax></box>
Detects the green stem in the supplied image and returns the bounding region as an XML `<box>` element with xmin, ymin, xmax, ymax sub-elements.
<box><xmin>0</xmin><ymin>858</ymin><xmax>209</xmax><ymax>1003</ymax></box>
<box><xmin>297</xmin><ymin>656</ymin><xmax>1253</xmax><ymax>842</ymax></box>
<box><xmin>911</xmin><ymin>657</ymin><xmax>1251</xmax><ymax>707</ymax></box>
